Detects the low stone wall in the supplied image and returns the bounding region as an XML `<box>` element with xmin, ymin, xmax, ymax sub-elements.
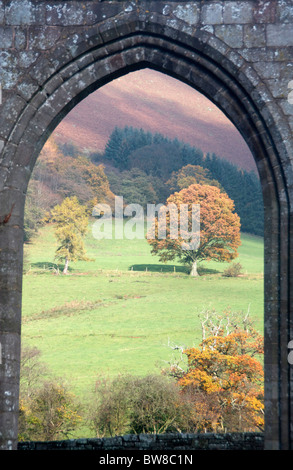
<box><xmin>18</xmin><ymin>432</ymin><xmax>264</xmax><ymax>451</ymax></box>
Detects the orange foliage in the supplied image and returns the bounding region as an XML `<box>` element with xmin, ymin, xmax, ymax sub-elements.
<box><xmin>167</xmin><ymin>164</ymin><xmax>222</xmax><ymax>192</ymax></box>
<box><xmin>147</xmin><ymin>184</ymin><xmax>241</xmax><ymax>272</ymax></box>
<box><xmin>178</xmin><ymin>328</ymin><xmax>264</xmax><ymax>432</ymax></box>
<box><xmin>37</xmin><ymin>137</ymin><xmax>115</xmax><ymax>213</ymax></box>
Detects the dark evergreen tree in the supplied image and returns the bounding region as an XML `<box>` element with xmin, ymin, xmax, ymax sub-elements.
<box><xmin>104</xmin><ymin>126</ymin><xmax>124</xmax><ymax>166</ymax></box>
<box><xmin>102</xmin><ymin>126</ymin><xmax>264</xmax><ymax>236</ymax></box>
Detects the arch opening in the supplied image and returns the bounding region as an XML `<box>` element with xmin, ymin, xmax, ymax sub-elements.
<box><xmin>21</xmin><ymin>64</ymin><xmax>266</xmax><ymax>442</ymax></box>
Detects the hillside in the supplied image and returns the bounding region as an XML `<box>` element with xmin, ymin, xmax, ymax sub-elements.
<box><xmin>53</xmin><ymin>68</ymin><xmax>256</xmax><ymax>172</ymax></box>
<box><xmin>31</xmin><ymin>124</ymin><xmax>263</xmax><ymax>240</ymax></box>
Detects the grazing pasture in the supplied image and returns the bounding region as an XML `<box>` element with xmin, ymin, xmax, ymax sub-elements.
<box><xmin>22</xmin><ymin>222</ymin><xmax>264</xmax><ymax>398</ymax></box>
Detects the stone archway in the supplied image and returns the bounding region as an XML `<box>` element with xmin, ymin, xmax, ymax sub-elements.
<box><xmin>0</xmin><ymin>2</ymin><xmax>292</xmax><ymax>450</ymax></box>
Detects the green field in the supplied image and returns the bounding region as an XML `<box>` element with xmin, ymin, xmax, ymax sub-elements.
<box><xmin>22</xmin><ymin>222</ymin><xmax>264</xmax><ymax>400</ymax></box>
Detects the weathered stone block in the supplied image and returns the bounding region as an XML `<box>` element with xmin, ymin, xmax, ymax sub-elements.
<box><xmin>215</xmin><ymin>24</ymin><xmax>243</xmax><ymax>48</ymax></box>
<box><xmin>0</xmin><ymin>51</ymin><xmax>18</xmax><ymax>69</ymax></box>
<box><xmin>201</xmin><ymin>3</ymin><xmax>223</xmax><ymax>25</ymax></box>
<box><xmin>243</xmin><ymin>24</ymin><xmax>266</xmax><ymax>48</ymax></box>
<box><xmin>14</xmin><ymin>28</ymin><xmax>27</xmax><ymax>50</ymax></box>
<box><xmin>5</xmin><ymin>0</ymin><xmax>34</xmax><ymax>25</ymax></box>
<box><xmin>0</xmin><ymin>2</ymin><xmax>3</xmax><ymax>23</ymax></box>
<box><xmin>267</xmin><ymin>23</ymin><xmax>293</xmax><ymax>46</ymax></box>
<box><xmin>16</xmin><ymin>79</ymin><xmax>39</xmax><ymax>102</ymax></box>
<box><xmin>223</xmin><ymin>1</ymin><xmax>254</xmax><ymax>24</ymax></box>
<box><xmin>253</xmin><ymin>0</ymin><xmax>276</xmax><ymax>23</ymax></box>
<box><xmin>0</xmin><ymin>267</ymin><xmax>21</xmax><ymax>302</ymax></box>
<box><xmin>18</xmin><ymin>51</ymin><xmax>40</xmax><ymax>69</ymax></box>
<box><xmin>28</xmin><ymin>26</ymin><xmax>61</xmax><ymax>50</ymax></box>
<box><xmin>0</xmin><ymin>26</ymin><xmax>13</xmax><ymax>49</ymax></box>
<box><xmin>240</xmin><ymin>47</ymin><xmax>275</xmax><ymax>63</ymax></box>
<box><xmin>42</xmin><ymin>75</ymin><xmax>64</xmax><ymax>97</ymax></box>
<box><xmin>99</xmin><ymin>18</ymin><xmax>120</xmax><ymax>42</ymax></box>
<box><xmin>28</xmin><ymin>55</ymin><xmax>56</xmax><ymax>85</ymax></box>
<box><xmin>5</xmin><ymin>0</ymin><xmax>45</xmax><ymax>25</ymax></box>
<box><xmin>91</xmin><ymin>2</ymin><xmax>121</xmax><ymax>23</ymax></box>
<box><xmin>173</xmin><ymin>4</ymin><xmax>199</xmax><ymax>25</ymax></box>
<box><xmin>0</xmin><ymin>94</ymin><xmax>26</xmax><ymax>139</ymax></box>
<box><xmin>277</xmin><ymin>1</ymin><xmax>293</xmax><ymax>23</ymax></box>
<box><xmin>254</xmin><ymin>61</ymin><xmax>282</xmax><ymax>79</ymax></box>
<box><xmin>59</xmin><ymin>61</ymin><xmax>80</xmax><ymax>81</ymax></box>
<box><xmin>48</xmin><ymin>44</ymin><xmax>73</xmax><ymax>72</ymax></box>
<box><xmin>240</xmin><ymin>65</ymin><xmax>260</xmax><ymax>88</ymax></box>
<box><xmin>46</xmin><ymin>3</ymin><xmax>90</xmax><ymax>26</ymax></box>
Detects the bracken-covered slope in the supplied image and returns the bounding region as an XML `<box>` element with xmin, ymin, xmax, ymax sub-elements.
<box><xmin>53</xmin><ymin>69</ymin><xmax>256</xmax><ymax>172</ymax></box>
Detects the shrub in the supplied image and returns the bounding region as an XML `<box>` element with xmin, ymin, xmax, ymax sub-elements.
<box><xmin>87</xmin><ymin>375</ymin><xmax>132</xmax><ymax>438</ymax></box>
<box><xmin>19</xmin><ymin>381</ymin><xmax>82</xmax><ymax>442</ymax></box>
<box><xmin>87</xmin><ymin>374</ymin><xmax>192</xmax><ymax>437</ymax></box>
<box><xmin>127</xmin><ymin>375</ymin><xmax>187</xmax><ymax>434</ymax></box>
<box><xmin>222</xmin><ymin>262</ymin><xmax>243</xmax><ymax>277</ymax></box>
<box><xmin>19</xmin><ymin>345</ymin><xmax>82</xmax><ymax>442</ymax></box>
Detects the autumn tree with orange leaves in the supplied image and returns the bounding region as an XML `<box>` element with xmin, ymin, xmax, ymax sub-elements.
<box><xmin>180</xmin><ymin>330</ymin><xmax>264</xmax><ymax>432</ymax></box>
<box><xmin>164</xmin><ymin>309</ymin><xmax>264</xmax><ymax>433</ymax></box>
<box><xmin>147</xmin><ymin>184</ymin><xmax>241</xmax><ymax>276</ymax></box>
<box><xmin>166</xmin><ymin>164</ymin><xmax>222</xmax><ymax>193</ymax></box>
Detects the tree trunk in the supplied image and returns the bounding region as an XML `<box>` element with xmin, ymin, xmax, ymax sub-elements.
<box><xmin>190</xmin><ymin>260</ymin><xmax>198</xmax><ymax>276</ymax></box>
<box><xmin>63</xmin><ymin>258</ymin><xmax>69</xmax><ymax>274</ymax></box>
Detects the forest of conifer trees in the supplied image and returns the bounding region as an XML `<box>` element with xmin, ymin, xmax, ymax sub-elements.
<box><xmin>91</xmin><ymin>126</ymin><xmax>264</xmax><ymax>237</ymax></box>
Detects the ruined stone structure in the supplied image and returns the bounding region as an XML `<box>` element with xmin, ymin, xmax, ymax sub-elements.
<box><xmin>0</xmin><ymin>0</ymin><xmax>292</xmax><ymax>451</ymax></box>
<box><xmin>17</xmin><ymin>432</ymin><xmax>264</xmax><ymax>451</ymax></box>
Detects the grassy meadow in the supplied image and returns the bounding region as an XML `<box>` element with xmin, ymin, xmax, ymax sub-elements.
<box><xmin>22</xmin><ymin>220</ymin><xmax>264</xmax><ymax>401</ymax></box>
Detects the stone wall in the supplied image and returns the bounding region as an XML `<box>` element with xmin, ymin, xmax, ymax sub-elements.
<box><xmin>18</xmin><ymin>432</ymin><xmax>264</xmax><ymax>451</ymax></box>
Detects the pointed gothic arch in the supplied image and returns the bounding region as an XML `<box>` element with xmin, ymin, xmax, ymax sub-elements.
<box><xmin>0</xmin><ymin>7</ymin><xmax>292</xmax><ymax>450</ymax></box>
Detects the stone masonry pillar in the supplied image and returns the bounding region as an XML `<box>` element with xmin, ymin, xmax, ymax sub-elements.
<box><xmin>0</xmin><ymin>190</ymin><xmax>24</xmax><ymax>450</ymax></box>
